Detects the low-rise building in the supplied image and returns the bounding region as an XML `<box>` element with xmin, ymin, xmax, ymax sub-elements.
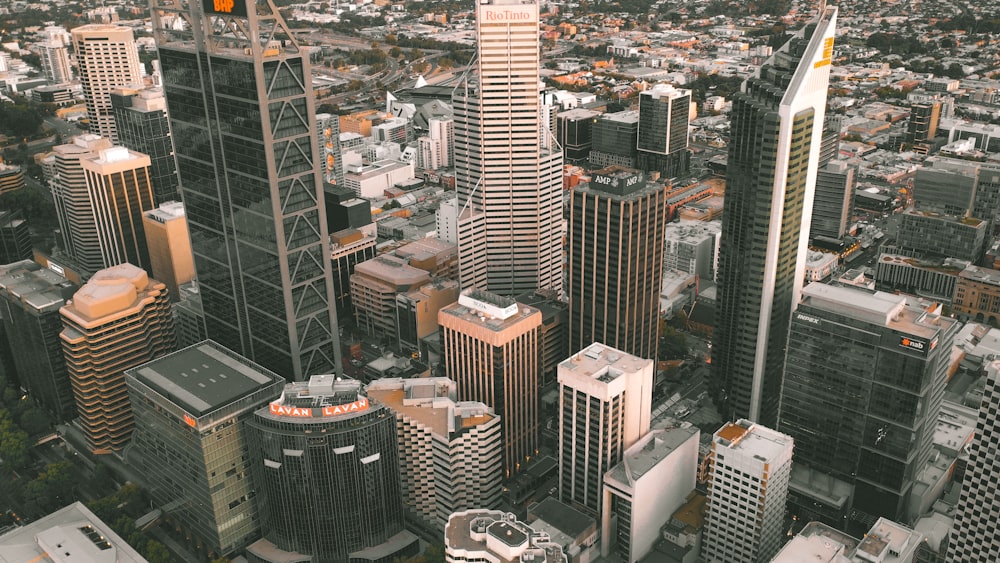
<box><xmin>953</xmin><ymin>265</ymin><xmax>1000</xmax><ymax>327</ymax></box>
<box><xmin>445</xmin><ymin>510</ymin><xmax>566</xmax><ymax>562</ymax></box>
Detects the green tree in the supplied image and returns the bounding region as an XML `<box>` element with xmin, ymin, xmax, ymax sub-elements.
<box><xmin>424</xmin><ymin>543</ymin><xmax>446</xmax><ymax>563</ymax></box>
<box><xmin>143</xmin><ymin>541</ymin><xmax>173</xmax><ymax>563</ymax></box>
<box><xmin>24</xmin><ymin>461</ymin><xmax>76</xmax><ymax>513</ymax></box>
<box><xmin>438</xmin><ymin>57</ymin><xmax>455</xmax><ymax>70</ymax></box>
<box><xmin>0</xmin><ymin>409</ymin><xmax>30</xmax><ymax>471</ymax></box>
<box><xmin>17</xmin><ymin>408</ymin><xmax>50</xmax><ymax>436</ymax></box>
<box><xmin>659</xmin><ymin>326</ymin><xmax>687</xmax><ymax>360</ymax></box>
<box><xmin>0</xmin><ymin>187</ymin><xmax>58</xmax><ymax>232</ymax></box>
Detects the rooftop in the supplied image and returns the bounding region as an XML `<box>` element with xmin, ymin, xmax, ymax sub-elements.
<box><xmin>959</xmin><ymin>264</ymin><xmax>1000</xmax><ymax>286</ymax></box>
<box><xmin>855</xmin><ymin>518</ymin><xmax>922</xmax><ymax>563</ymax></box>
<box><xmin>606</xmin><ymin>424</ymin><xmax>699</xmax><ymax>487</ymax></box>
<box><xmin>129</xmin><ymin>341</ymin><xmax>281</xmax><ymax>417</ymax></box>
<box><xmin>528</xmin><ymin>497</ymin><xmax>595</xmax><ymax>539</ymax></box>
<box><xmin>0</xmin><ymin>502</ymin><xmax>147</xmax><ymax>563</ymax></box>
<box><xmin>366</xmin><ymin>377</ymin><xmax>496</xmax><ymax>439</ymax></box>
<box><xmin>771</xmin><ymin>521</ymin><xmax>856</xmax><ymax>563</ymax></box>
<box><xmin>559</xmin><ymin>343</ymin><xmax>653</xmax><ymax>384</ymax></box>
<box><xmin>62</xmin><ymin>264</ymin><xmax>162</xmax><ymax>324</ymax></box>
<box><xmin>445</xmin><ymin>510</ymin><xmax>566</xmax><ymax>563</ymax></box>
<box><xmin>0</xmin><ymin>259</ymin><xmax>75</xmax><ymax>314</ymax></box>
<box><xmin>713</xmin><ymin>419</ymin><xmax>793</xmax><ymax>462</ymax></box>
<box><xmin>801</xmin><ymin>282</ymin><xmax>957</xmax><ymax>341</ymax></box>
<box><xmin>440</xmin><ymin>288</ymin><xmax>540</xmax><ymax>332</ymax></box>
<box><xmin>262</xmin><ymin>375</ymin><xmax>374</xmax><ymax>422</ymax></box>
<box><xmin>143</xmin><ymin>201</ymin><xmax>185</xmax><ymax>223</ymax></box>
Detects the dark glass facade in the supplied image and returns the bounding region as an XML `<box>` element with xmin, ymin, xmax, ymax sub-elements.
<box><xmin>111</xmin><ymin>89</ymin><xmax>180</xmax><ymax>204</ymax></box>
<box><xmin>589</xmin><ymin>111</ymin><xmax>638</xmax><ymax>169</ymax></box>
<box><xmin>779</xmin><ymin>284</ymin><xmax>958</xmax><ymax>531</ymax></box>
<box><xmin>153</xmin><ymin>0</ymin><xmax>341</xmax><ymax>380</ymax></box>
<box><xmin>246</xmin><ymin>380</ymin><xmax>408</xmax><ymax>562</ymax></box>
<box><xmin>0</xmin><ymin>260</ymin><xmax>77</xmax><ymax>421</ymax></box>
<box><xmin>567</xmin><ymin>169</ymin><xmax>668</xmax><ymax>360</ymax></box>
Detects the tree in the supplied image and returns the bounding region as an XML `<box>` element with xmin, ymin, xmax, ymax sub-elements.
<box><xmin>659</xmin><ymin>326</ymin><xmax>687</xmax><ymax>360</ymax></box>
<box><xmin>17</xmin><ymin>408</ymin><xmax>50</xmax><ymax>436</ymax></box>
<box><xmin>389</xmin><ymin>46</ymin><xmax>403</xmax><ymax>59</ymax></box>
<box><xmin>424</xmin><ymin>543</ymin><xmax>446</xmax><ymax>563</ymax></box>
<box><xmin>0</xmin><ymin>409</ymin><xmax>29</xmax><ymax>471</ymax></box>
<box><xmin>24</xmin><ymin>462</ymin><xmax>76</xmax><ymax>514</ymax></box>
<box><xmin>438</xmin><ymin>58</ymin><xmax>455</xmax><ymax>70</ymax></box>
<box><xmin>0</xmin><ymin>187</ymin><xmax>59</xmax><ymax>232</ymax></box>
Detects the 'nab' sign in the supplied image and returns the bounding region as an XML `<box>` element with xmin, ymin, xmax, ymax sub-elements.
<box><xmin>203</xmin><ymin>0</ymin><xmax>248</xmax><ymax>16</ymax></box>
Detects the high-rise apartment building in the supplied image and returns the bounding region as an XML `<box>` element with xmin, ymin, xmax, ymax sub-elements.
<box><xmin>50</xmin><ymin>134</ymin><xmax>114</xmax><ymax>274</ymax></box>
<box><xmin>636</xmin><ymin>84</ymin><xmax>692</xmax><ymax>179</ymax></box>
<box><xmin>701</xmin><ymin>419</ymin><xmax>794</xmax><ymax>563</ymax></box>
<box><xmin>907</xmin><ymin>101</ymin><xmax>942</xmax><ymax>146</ymax></box>
<box><xmin>111</xmin><ymin>87</ymin><xmax>179</xmax><ymax>204</ymax></box>
<box><xmin>316</xmin><ymin>113</ymin><xmax>344</xmax><ymax>187</ymax></box>
<box><xmin>245</xmin><ymin>375</ymin><xmax>419</xmax><ymax>563</ymax></box>
<box><xmin>39</xmin><ymin>41</ymin><xmax>72</xmax><ymax>84</ymax></box>
<box><xmin>567</xmin><ymin>166</ymin><xmax>668</xmax><ymax>359</ymax></box>
<box><xmin>418</xmin><ymin>136</ymin><xmax>445</xmax><ymax>172</ymax></box>
<box><xmin>0</xmin><ymin>261</ymin><xmax>77</xmax><ymax>421</ymax></box>
<box><xmin>152</xmin><ymin>0</ymin><xmax>341</xmax><ymax>379</ymax></box>
<box><xmin>452</xmin><ymin>0</ymin><xmax>562</xmax><ymax>295</ymax></box>
<box><xmin>60</xmin><ymin>264</ymin><xmax>175</xmax><ymax>453</ymax></box>
<box><xmin>779</xmin><ymin>283</ymin><xmax>959</xmax><ymax>530</ymax></box>
<box><xmin>125</xmin><ymin>341</ymin><xmax>285</xmax><ymax>556</ymax></box>
<box><xmin>713</xmin><ymin>8</ymin><xmax>837</xmax><ymax>426</ymax></box>
<box><xmin>810</xmin><ymin>159</ymin><xmax>854</xmax><ymax>239</ymax></box>
<box><xmin>557</xmin><ymin>343</ymin><xmax>654</xmax><ymax>515</ymax></box>
<box><xmin>81</xmin><ymin>146</ymin><xmax>156</xmax><ymax>272</ymax></box>
<box><xmin>142</xmin><ymin>201</ymin><xmax>194</xmax><ymax>302</ymax></box>
<box><xmin>367</xmin><ymin>377</ymin><xmax>503</xmax><ymax>530</ymax></box>
<box><xmin>71</xmin><ymin>25</ymin><xmax>143</xmax><ymax>142</ymax></box>
<box><xmin>428</xmin><ymin>117</ymin><xmax>454</xmax><ymax>168</ymax></box>
<box><xmin>950</xmin><ymin>360</ymin><xmax>1000</xmax><ymax>563</ymax></box>
<box><xmin>439</xmin><ymin>288</ymin><xmax>542</xmax><ymax>477</ymax></box>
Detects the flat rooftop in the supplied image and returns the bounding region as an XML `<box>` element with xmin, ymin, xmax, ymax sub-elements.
<box><xmin>801</xmin><ymin>282</ymin><xmax>956</xmax><ymax>341</ymax></box>
<box><xmin>130</xmin><ymin>341</ymin><xmax>280</xmax><ymax>416</ymax></box>
<box><xmin>445</xmin><ymin>510</ymin><xmax>566</xmax><ymax>563</ymax></box>
<box><xmin>606</xmin><ymin>424</ymin><xmax>698</xmax><ymax>487</ymax></box>
<box><xmin>528</xmin><ymin>497</ymin><xmax>594</xmax><ymax>539</ymax></box>
<box><xmin>714</xmin><ymin>420</ymin><xmax>793</xmax><ymax>462</ymax></box>
<box><xmin>0</xmin><ymin>501</ymin><xmax>146</xmax><ymax>563</ymax></box>
<box><xmin>0</xmin><ymin>260</ymin><xmax>74</xmax><ymax>313</ymax></box>
<box><xmin>559</xmin><ymin>343</ymin><xmax>652</xmax><ymax>383</ymax></box>
<box><xmin>959</xmin><ymin>264</ymin><xmax>1000</xmax><ymax>286</ymax></box>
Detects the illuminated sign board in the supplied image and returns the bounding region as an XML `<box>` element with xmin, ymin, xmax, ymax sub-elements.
<box><xmin>268</xmin><ymin>397</ymin><xmax>370</xmax><ymax>418</ymax></box>
<box><xmin>590</xmin><ymin>170</ymin><xmax>646</xmax><ymax>195</ymax></box>
<box><xmin>899</xmin><ymin>336</ymin><xmax>928</xmax><ymax>355</ymax></box>
<box><xmin>203</xmin><ymin>0</ymin><xmax>248</xmax><ymax>17</ymax></box>
<box><xmin>183</xmin><ymin>414</ymin><xmax>197</xmax><ymax>427</ymax></box>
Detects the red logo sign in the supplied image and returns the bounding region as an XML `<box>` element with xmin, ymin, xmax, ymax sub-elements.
<box><xmin>268</xmin><ymin>398</ymin><xmax>370</xmax><ymax>418</ymax></box>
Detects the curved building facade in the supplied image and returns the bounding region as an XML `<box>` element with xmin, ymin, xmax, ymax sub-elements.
<box><xmin>246</xmin><ymin>376</ymin><xmax>417</xmax><ymax>563</ymax></box>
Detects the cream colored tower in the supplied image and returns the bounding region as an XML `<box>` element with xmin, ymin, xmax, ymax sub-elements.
<box><xmin>72</xmin><ymin>25</ymin><xmax>143</xmax><ymax>143</ymax></box>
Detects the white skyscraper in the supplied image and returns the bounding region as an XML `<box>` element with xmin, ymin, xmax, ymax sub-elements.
<box><xmin>72</xmin><ymin>25</ymin><xmax>143</xmax><ymax>143</ymax></box>
<box><xmin>702</xmin><ymin>420</ymin><xmax>793</xmax><ymax>563</ymax></box>
<box><xmin>453</xmin><ymin>0</ymin><xmax>563</xmax><ymax>296</ymax></box>
<box><xmin>557</xmin><ymin>343</ymin><xmax>653</xmax><ymax>516</ymax></box>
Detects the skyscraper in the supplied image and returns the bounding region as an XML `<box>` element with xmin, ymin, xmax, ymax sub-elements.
<box><xmin>39</xmin><ymin>41</ymin><xmax>72</xmax><ymax>84</ymax></box>
<box><xmin>60</xmin><ymin>264</ymin><xmax>175</xmax><ymax>453</ymax></box>
<box><xmin>439</xmin><ymin>288</ymin><xmax>542</xmax><ymax>477</ymax></box>
<box><xmin>71</xmin><ymin>25</ymin><xmax>143</xmax><ymax>143</ymax></box>
<box><xmin>245</xmin><ymin>375</ymin><xmax>419</xmax><ymax>563</ymax></box>
<box><xmin>557</xmin><ymin>343</ymin><xmax>654</xmax><ymax>515</ymax></box>
<box><xmin>111</xmin><ymin>87</ymin><xmax>180</xmax><ymax>204</ymax></box>
<box><xmin>0</xmin><ymin>260</ymin><xmax>77</xmax><ymax>421</ymax></box>
<box><xmin>50</xmin><ymin>135</ymin><xmax>114</xmax><ymax>274</ymax></box>
<box><xmin>126</xmin><ymin>341</ymin><xmax>285</xmax><ymax>557</ymax></box>
<box><xmin>950</xmin><ymin>360</ymin><xmax>1000</xmax><ymax>563</ymax></box>
<box><xmin>316</xmin><ymin>113</ymin><xmax>344</xmax><ymax>187</ymax></box>
<box><xmin>701</xmin><ymin>420</ymin><xmax>793</xmax><ymax>563</ymax></box>
<box><xmin>713</xmin><ymin>7</ymin><xmax>837</xmax><ymax>426</ymax></box>
<box><xmin>452</xmin><ymin>0</ymin><xmax>562</xmax><ymax>296</ymax></box>
<box><xmin>81</xmin><ymin>146</ymin><xmax>156</xmax><ymax>272</ymax></box>
<box><xmin>151</xmin><ymin>0</ymin><xmax>341</xmax><ymax>379</ymax></box>
<box><xmin>142</xmin><ymin>201</ymin><xmax>195</xmax><ymax>302</ymax></box>
<box><xmin>636</xmin><ymin>84</ymin><xmax>692</xmax><ymax>179</ymax></box>
<box><xmin>567</xmin><ymin>166</ymin><xmax>668</xmax><ymax>359</ymax></box>
<box><xmin>779</xmin><ymin>283</ymin><xmax>958</xmax><ymax>530</ymax></box>
<box><xmin>809</xmin><ymin>159</ymin><xmax>854</xmax><ymax>240</ymax></box>
<box><xmin>367</xmin><ymin>377</ymin><xmax>503</xmax><ymax>530</ymax></box>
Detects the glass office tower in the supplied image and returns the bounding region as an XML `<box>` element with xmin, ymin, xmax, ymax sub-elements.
<box><xmin>151</xmin><ymin>0</ymin><xmax>341</xmax><ymax>379</ymax></box>
<box><xmin>713</xmin><ymin>7</ymin><xmax>837</xmax><ymax>426</ymax></box>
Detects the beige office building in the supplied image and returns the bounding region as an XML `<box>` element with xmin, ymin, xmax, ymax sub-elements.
<box><xmin>367</xmin><ymin>377</ymin><xmax>503</xmax><ymax>531</ymax></box>
<box><xmin>557</xmin><ymin>343</ymin><xmax>654</xmax><ymax>516</ymax></box>
<box><xmin>81</xmin><ymin>146</ymin><xmax>156</xmax><ymax>272</ymax></box>
<box><xmin>351</xmin><ymin>255</ymin><xmax>430</xmax><ymax>340</ymax></box>
<box><xmin>439</xmin><ymin>288</ymin><xmax>542</xmax><ymax>477</ymax></box>
<box><xmin>71</xmin><ymin>25</ymin><xmax>143</xmax><ymax>143</ymax></box>
<box><xmin>50</xmin><ymin>135</ymin><xmax>114</xmax><ymax>274</ymax></box>
<box><xmin>60</xmin><ymin>263</ymin><xmax>175</xmax><ymax>453</ymax></box>
<box><xmin>452</xmin><ymin>0</ymin><xmax>563</xmax><ymax>295</ymax></box>
<box><xmin>142</xmin><ymin>201</ymin><xmax>194</xmax><ymax>302</ymax></box>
